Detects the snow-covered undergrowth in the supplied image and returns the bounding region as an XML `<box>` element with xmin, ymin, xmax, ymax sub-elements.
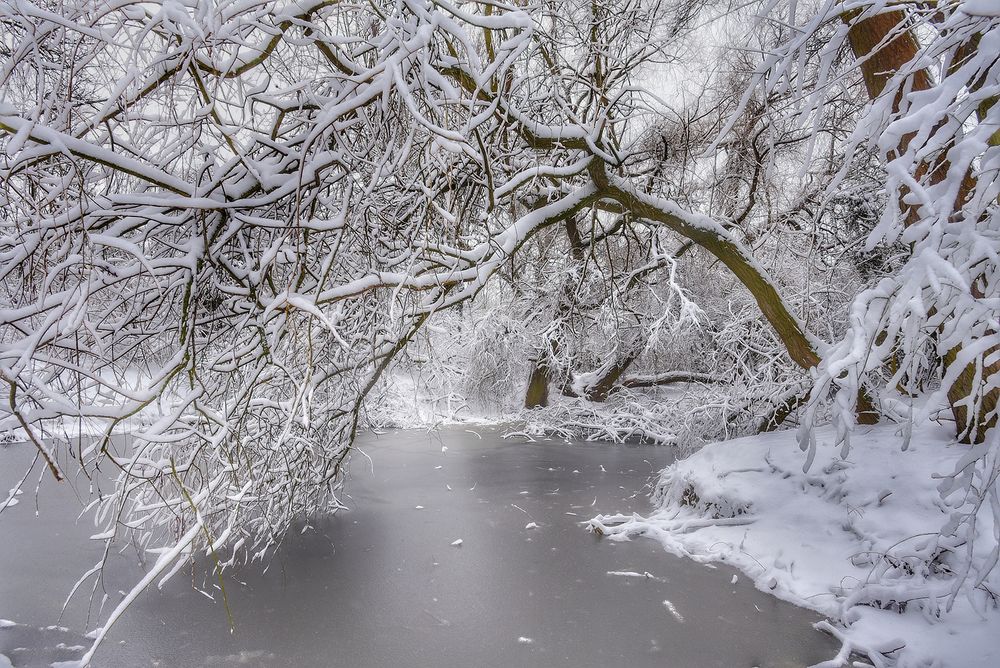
<box><xmin>590</xmin><ymin>422</ymin><xmax>1000</xmax><ymax>668</ymax></box>
<box><xmin>369</xmin><ymin>373</ymin><xmax>771</xmax><ymax>449</ymax></box>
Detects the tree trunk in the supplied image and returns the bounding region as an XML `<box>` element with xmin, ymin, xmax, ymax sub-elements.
<box><xmin>603</xmin><ymin>181</ymin><xmax>822</xmax><ymax>371</ymax></box>
<box><xmin>844</xmin><ymin>9</ymin><xmax>931</xmax><ymax>103</ymax></box>
<box><xmin>843</xmin><ymin>7</ymin><xmax>995</xmax><ymax>440</ymax></box>
<box><xmin>523</xmin><ymin>216</ymin><xmax>586</xmax><ymax>408</ymax></box>
<box><xmin>524</xmin><ymin>359</ymin><xmax>550</xmax><ymax>408</ymax></box>
<box><xmin>583</xmin><ymin>349</ymin><xmax>642</xmax><ymax>402</ymax></box>
<box><xmin>944</xmin><ymin>344</ymin><xmax>999</xmax><ymax>444</ymax></box>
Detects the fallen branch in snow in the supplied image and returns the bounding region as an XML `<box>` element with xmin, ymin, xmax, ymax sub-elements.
<box><xmin>811</xmin><ymin>620</ymin><xmax>900</xmax><ymax>668</ymax></box>
<box><xmin>619</xmin><ymin>372</ymin><xmax>719</xmax><ymax>389</ymax></box>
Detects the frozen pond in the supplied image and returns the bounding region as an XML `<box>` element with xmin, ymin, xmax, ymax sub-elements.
<box><xmin>0</xmin><ymin>428</ymin><xmax>838</xmax><ymax>667</ymax></box>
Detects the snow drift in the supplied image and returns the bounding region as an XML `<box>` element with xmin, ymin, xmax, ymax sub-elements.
<box><xmin>591</xmin><ymin>422</ymin><xmax>1000</xmax><ymax>668</ymax></box>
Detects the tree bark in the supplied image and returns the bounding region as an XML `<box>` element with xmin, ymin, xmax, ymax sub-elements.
<box><xmin>844</xmin><ymin>9</ymin><xmax>931</xmax><ymax>102</ymax></box>
<box><xmin>583</xmin><ymin>348</ymin><xmax>643</xmax><ymax>402</ymax></box>
<box><xmin>758</xmin><ymin>390</ymin><xmax>812</xmax><ymax>433</ymax></box>
<box><xmin>524</xmin><ymin>360</ymin><xmax>550</xmax><ymax>408</ymax></box>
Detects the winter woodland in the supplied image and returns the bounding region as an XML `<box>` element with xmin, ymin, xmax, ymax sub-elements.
<box><xmin>0</xmin><ymin>0</ymin><xmax>998</xmax><ymax>665</ymax></box>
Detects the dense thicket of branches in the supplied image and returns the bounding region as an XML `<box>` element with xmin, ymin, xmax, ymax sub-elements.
<box><xmin>0</xmin><ymin>0</ymin><xmax>997</xmax><ymax>658</ymax></box>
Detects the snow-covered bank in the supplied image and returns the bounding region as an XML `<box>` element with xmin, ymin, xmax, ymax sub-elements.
<box><xmin>590</xmin><ymin>422</ymin><xmax>1000</xmax><ymax>668</ymax></box>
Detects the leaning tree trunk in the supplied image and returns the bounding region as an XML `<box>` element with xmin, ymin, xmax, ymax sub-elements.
<box><xmin>596</xmin><ymin>171</ymin><xmax>879</xmax><ymax>424</ymax></box>
<box><xmin>581</xmin><ymin>339</ymin><xmax>645</xmax><ymax>402</ymax></box>
<box><xmin>446</xmin><ymin>57</ymin><xmax>848</xmax><ymax>421</ymax></box>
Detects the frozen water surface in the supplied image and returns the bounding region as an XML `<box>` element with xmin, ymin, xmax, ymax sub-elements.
<box><xmin>0</xmin><ymin>429</ymin><xmax>838</xmax><ymax>667</ymax></box>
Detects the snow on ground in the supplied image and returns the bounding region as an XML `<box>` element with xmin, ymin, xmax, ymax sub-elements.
<box><xmin>590</xmin><ymin>422</ymin><xmax>1000</xmax><ymax>668</ymax></box>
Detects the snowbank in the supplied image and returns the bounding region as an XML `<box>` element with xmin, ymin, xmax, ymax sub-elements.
<box><xmin>590</xmin><ymin>422</ymin><xmax>1000</xmax><ymax>667</ymax></box>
